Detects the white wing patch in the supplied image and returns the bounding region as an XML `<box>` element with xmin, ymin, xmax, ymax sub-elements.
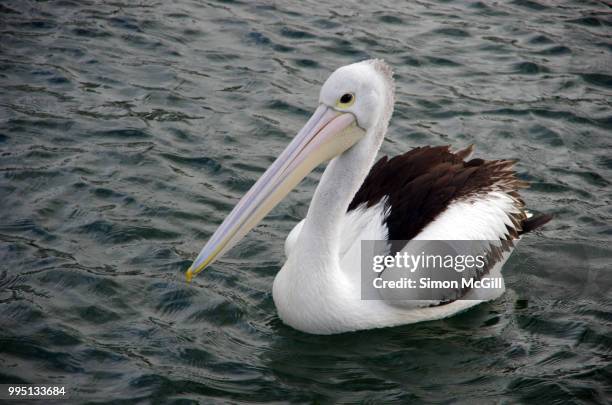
<box><xmin>286</xmin><ymin>191</ymin><xmax>521</xmax><ymax>261</ymax></box>
<box><xmin>415</xmin><ymin>191</ymin><xmax>522</xmax><ymax>241</ymax></box>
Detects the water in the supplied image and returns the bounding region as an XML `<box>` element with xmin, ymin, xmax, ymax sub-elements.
<box><xmin>1</xmin><ymin>0</ymin><xmax>611</xmax><ymax>403</ymax></box>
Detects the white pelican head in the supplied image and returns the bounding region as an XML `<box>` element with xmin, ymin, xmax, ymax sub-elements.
<box><xmin>187</xmin><ymin>59</ymin><xmax>395</xmax><ymax>281</ymax></box>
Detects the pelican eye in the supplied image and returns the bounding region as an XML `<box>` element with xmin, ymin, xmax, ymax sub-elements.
<box><xmin>337</xmin><ymin>93</ymin><xmax>355</xmax><ymax>108</ymax></box>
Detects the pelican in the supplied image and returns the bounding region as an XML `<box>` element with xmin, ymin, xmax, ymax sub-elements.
<box><xmin>186</xmin><ymin>59</ymin><xmax>551</xmax><ymax>334</ymax></box>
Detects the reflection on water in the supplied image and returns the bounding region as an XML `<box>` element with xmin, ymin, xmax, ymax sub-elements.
<box><xmin>0</xmin><ymin>0</ymin><xmax>610</xmax><ymax>402</ymax></box>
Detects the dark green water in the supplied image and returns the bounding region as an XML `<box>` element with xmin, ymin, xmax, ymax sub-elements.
<box><xmin>1</xmin><ymin>0</ymin><xmax>611</xmax><ymax>403</ymax></box>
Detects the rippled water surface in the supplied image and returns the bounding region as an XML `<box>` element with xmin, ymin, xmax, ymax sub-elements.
<box><xmin>1</xmin><ymin>0</ymin><xmax>611</xmax><ymax>403</ymax></box>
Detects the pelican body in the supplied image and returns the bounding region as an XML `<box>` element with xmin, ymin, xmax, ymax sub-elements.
<box><xmin>187</xmin><ymin>60</ymin><xmax>551</xmax><ymax>335</ymax></box>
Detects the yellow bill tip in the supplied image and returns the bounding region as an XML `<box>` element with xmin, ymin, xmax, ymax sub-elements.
<box><xmin>185</xmin><ymin>267</ymin><xmax>194</xmax><ymax>283</ymax></box>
